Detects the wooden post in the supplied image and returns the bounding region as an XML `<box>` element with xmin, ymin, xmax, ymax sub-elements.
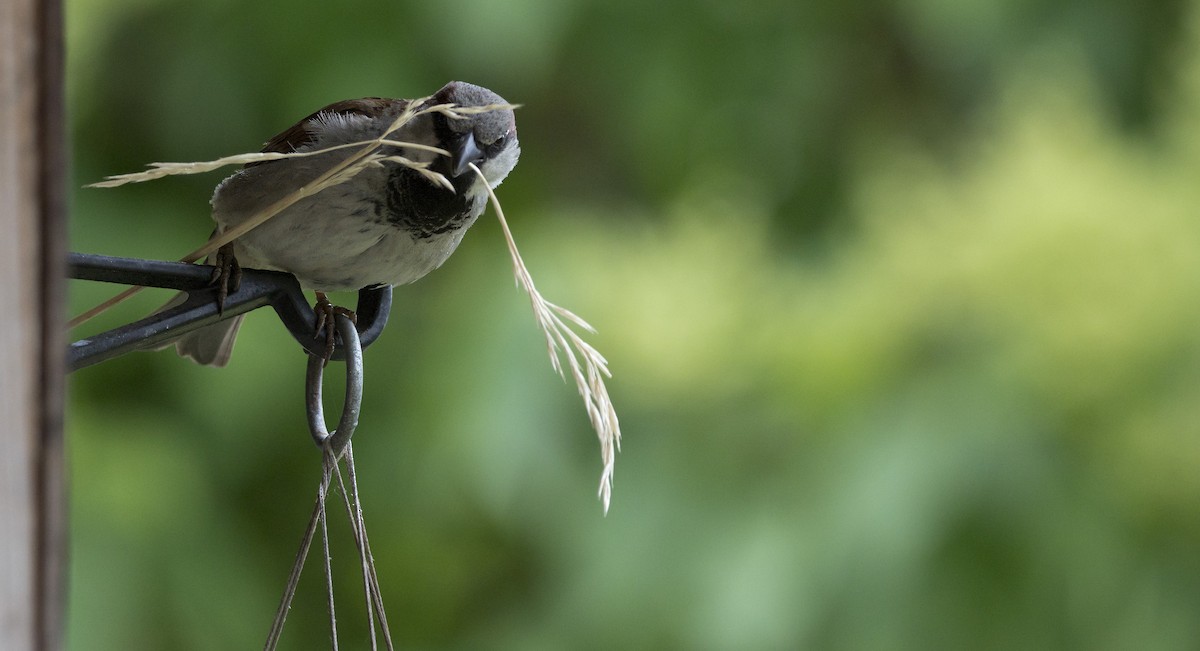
<box><xmin>0</xmin><ymin>0</ymin><xmax>67</xmax><ymax>647</ymax></box>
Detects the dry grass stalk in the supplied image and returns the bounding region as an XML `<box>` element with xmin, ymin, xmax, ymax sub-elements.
<box><xmin>470</xmin><ymin>164</ymin><xmax>622</xmax><ymax>514</ymax></box>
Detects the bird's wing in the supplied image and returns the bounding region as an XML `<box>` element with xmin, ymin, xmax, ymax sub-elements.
<box><xmin>256</xmin><ymin>97</ymin><xmax>409</xmax><ymax>157</ymax></box>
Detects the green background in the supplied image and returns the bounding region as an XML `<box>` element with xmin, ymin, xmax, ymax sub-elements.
<box><xmin>66</xmin><ymin>0</ymin><xmax>1200</xmax><ymax>649</ymax></box>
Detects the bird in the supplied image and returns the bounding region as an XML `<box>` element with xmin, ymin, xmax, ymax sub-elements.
<box><xmin>168</xmin><ymin>81</ymin><xmax>520</xmax><ymax>366</ymax></box>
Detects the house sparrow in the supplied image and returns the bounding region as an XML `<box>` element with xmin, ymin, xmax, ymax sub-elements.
<box><xmin>171</xmin><ymin>81</ymin><xmax>520</xmax><ymax>366</ymax></box>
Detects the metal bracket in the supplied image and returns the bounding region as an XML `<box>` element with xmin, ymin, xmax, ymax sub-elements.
<box><xmin>67</xmin><ymin>252</ymin><xmax>392</xmax><ymax>371</ymax></box>
<box><xmin>305</xmin><ymin>313</ymin><xmax>363</xmax><ymax>457</ymax></box>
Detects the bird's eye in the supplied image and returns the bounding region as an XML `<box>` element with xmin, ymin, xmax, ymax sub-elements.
<box><xmin>485</xmin><ymin>133</ymin><xmax>510</xmax><ymax>155</ymax></box>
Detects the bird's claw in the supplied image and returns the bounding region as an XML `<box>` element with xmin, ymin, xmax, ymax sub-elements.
<box><xmin>313</xmin><ymin>292</ymin><xmax>357</xmax><ymax>365</ymax></box>
<box><xmin>210</xmin><ymin>243</ymin><xmax>241</xmax><ymax>316</ymax></box>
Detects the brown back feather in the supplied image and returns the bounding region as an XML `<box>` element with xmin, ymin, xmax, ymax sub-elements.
<box><xmin>253</xmin><ymin>97</ymin><xmax>409</xmax><ymax>160</ymax></box>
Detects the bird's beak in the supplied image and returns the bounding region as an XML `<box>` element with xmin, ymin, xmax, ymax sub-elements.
<box><xmin>451</xmin><ymin>133</ymin><xmax>485</xmax><ymax>178</ymax></box>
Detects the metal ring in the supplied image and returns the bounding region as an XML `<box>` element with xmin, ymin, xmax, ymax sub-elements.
<box><xmin>305</xmin><ymin>314</ymin><xmax>363</xmax><ymax>455</ymax></box>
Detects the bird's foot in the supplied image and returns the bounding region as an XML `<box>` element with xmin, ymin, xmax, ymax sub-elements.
<box><xmin>210</xmin><ymin>243</ymin><xmax>242</xmax><ymax>316</ymax></box>
<box><xmin>314</xmin><ymin>292</ymin><xmax>358</xmax><ymax>365</ymax></box>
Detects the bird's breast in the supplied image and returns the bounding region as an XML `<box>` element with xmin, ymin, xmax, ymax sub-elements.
<box><xmin>384</xmin><ymin>166</ymin><xmax>479</xmax><ymax>239</ymax></box>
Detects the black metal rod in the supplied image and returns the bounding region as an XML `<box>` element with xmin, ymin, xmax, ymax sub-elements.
<box><xmin>67</xmin><ymin>252</ymin><xmax>392</xmax><ymax>370</ymax></box>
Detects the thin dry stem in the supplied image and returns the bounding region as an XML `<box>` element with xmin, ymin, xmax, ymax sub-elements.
<box><xmin>470</xmin><ymin>164</ymin><xmax>622</xmax><ymax>514</ymax></box>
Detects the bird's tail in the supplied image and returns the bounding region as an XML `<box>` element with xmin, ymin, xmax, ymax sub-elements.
<box><xmin>147</xmin><ymin>291</ymin><xmax>245</xmax><ymax>367</ymax></box>
<box><xmin>172</xmin><ymin>314</ymin><xmax>245</xmax><ymax>367</ymax></box>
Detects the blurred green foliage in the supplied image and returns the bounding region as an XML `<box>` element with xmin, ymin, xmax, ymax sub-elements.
<box><xmin>66</xmin><ymin>0</ymin><xmax>1200</xmax><ymax>649</ymax></box>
